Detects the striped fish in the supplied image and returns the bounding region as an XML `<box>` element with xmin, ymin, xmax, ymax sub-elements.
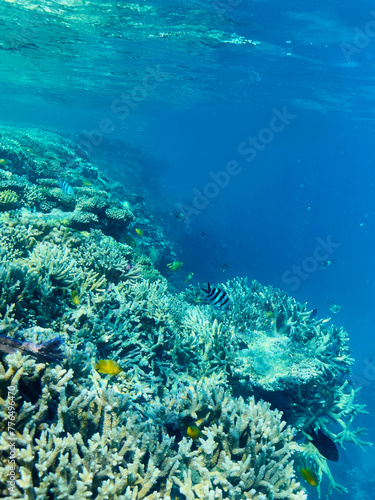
<box><xmin>58</xmin><ymin>179</ymin><xmax>74</xmax><ymax>196</ymax></box>
<box><xmin>201</xmin><ymin>282</ymin><xmax>229</xmax><ymax>310</ymax></box>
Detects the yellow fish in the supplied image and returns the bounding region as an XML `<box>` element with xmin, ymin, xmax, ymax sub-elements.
<box><xmin>187</xmin><ymin>425</ymin><xmax>202</xmax><ymax>440</ymax></box>
<box><xmin>185</xmin><ymin>272</ymin><xmax>194</xmax><ymax>283</ymax></box>
<box><xmin>265</xmin><ymin>311</ymin><xmax>275</xmax><ymax>319</ymax></box>
<box><xmin>82</xmin><ymin>180</ymin><xmax>92</xmax><ymax>187</ymax></box>
<box><xmin>301</xmin><ymin>467</ymin><xmax>319</xmax><ymax>487</ymax></box>
<box><xmin>135</xmin><ymin>228</ymin><xmax>144</xmax><ymax>236</ymax></box>
<box><xmin>167</xmin><ymin>261</ymin><xmax>183</xmax><ymax>272</ymax></box>
<box><xmin>0</xmin><ymin>159</ymin><xmax>8</xmax><ymax>165</ymax></box>
<box><xmin>95</xmin><ymin>359</ymin><xmax>123</xmax><ymax>376</ymax></box>
<box><xmin>71</xmin><ymin>290</ymin><xmax>80</xmax><ymax>305</ymax></box>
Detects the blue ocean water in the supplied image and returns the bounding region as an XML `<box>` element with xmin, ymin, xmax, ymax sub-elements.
<box><xmin>1</xmin><ymin>0</ymin><xmax>375</xmax><ymax>497</ymax></box>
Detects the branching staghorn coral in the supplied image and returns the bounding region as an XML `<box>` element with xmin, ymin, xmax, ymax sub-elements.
<box><xmin>180</xmin><ymin>278</ymin><xmax>371</xmax><ymax>497</ymax></box>
<box><xmin>138</xmin><ymin>381</ymin><xmax>307</xmax><ymax>500</ymax></box>
<box><xmin>0</xmin><ymin>190</ymin><xmax>18</xmax><ymax>210</ymax></box>
<box><xmin>174</xmin><ymin>307</ymin><xmax>237</xmax><ymax>379</ymax></box>
<box><xmin>63</xmin><ymin>272</ymin><xmax>371</xmax><ymax>498</ymax></box>
<box><xmin>0</xmin><ymin>351</ymin><xmax>306</xmax><ymax>500</ymax></box>
<box><xmin>0</xmin><ymin>263</ymin><xmax>40</xmax><ymax>318</ymax></box>
<box><xmin>28</xmin><ymin>242</ymin><xmax>80</xmax><ymax>289</ymax></box>
<box><xmin>74</xmin><ymin>229</ymin><xmax>134</xmax><ymax>282</ymax></box>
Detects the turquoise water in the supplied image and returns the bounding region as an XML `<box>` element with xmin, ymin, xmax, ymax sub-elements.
<box><xmin>1</xmin><ymin>1</ymin><xmax>375</xmax><ymax>499</ymax></box>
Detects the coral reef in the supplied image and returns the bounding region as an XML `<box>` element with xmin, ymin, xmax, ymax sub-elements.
<box><xmin>0</xmin><ymin>190</ymin><xmax>18</xmax><ymax>210</ymax></box>
<box><xmin>0</xmin><ymin>353</ymin><xmax>306</xmax><ymax>499</ymax></box>
<box><xmin>0</xmin><ymin>123</ymin><xmax>371</xmax><ymax>499</ymax></box>
<box><xmin>0</xmin><ymin>124</ymin><xmax>136</xmax><ymax>239</ymax></box>
<box><xmin>0</xmin><ymin>123</ymin><xmax>174</xmax><ymax>263</ymax></box>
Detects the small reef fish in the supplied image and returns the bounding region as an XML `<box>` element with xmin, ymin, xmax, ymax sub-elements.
<box><xmin>167</xmin><ymin>261</ymin><xmax>183</xmax><ymax>272</ymax></box>
<box><xmin>0</xmin><ymin>335</ymin><xmax>65</xmax><ymax>363</ymax></box>
<box><xmin>307</xmin><ymin>427</ymin><xmax>339</xmax><ymax>462</ymax></box>
<box><xmin>82</xmin><ymin>180</ymin><xmax>92</xmax><ymax>187</ymax></box>
<box><xmin>0</xmin><ymin>158</ymin><xmax>9</xmax><ymax>165</ymax></box>
<box><xmin>201</xmin><ymin>282</ymin><xmax>229</xmax><ymax>310</ymax></box>
<box><xmin>185</xmin><ymin>272</ymin><xmax>194</xmax><ymax>283</ymax></box>
<box><xmin>319</xmin><ymin>259</ymin><xmax>335</xmax><ymax>269</ymax></box>
<box><xmin>309</xmin><ymin>307</ymin><xmax>318</xmax><ymax>319</ymax></box>
<box><xmin>135</xmin><ymin>228</ymin><xmax>144</xmax><ymax>236</ymax></box>
<box><xmin>328</xmin><ymin>302</ymin><xmax>343</xmax><ymax>314</ymax></box>
<box><xmin>200</xmin><ymin>231</ymin><xmax>208</xmax><ymax>239</ymax></box>
<box><xmin>187</xmin><ymin>425</ymin><xmax>202</xmax><ymax>440</ymax></box>
<box><xmin>171</xmin><ymin>209</ymin><xmax>185</xmax><ymax>221</ymax></box>
<box><xmin>58</xmin><ymin>180</ymin><xmax>74</xmax><ymax>196</ymax></box>
<box><xmin>220</xmin><ymin>263</ymin><xmax>229</xmax><ymax>272</ymax></box>
<box><xmin>122</xmin><ymin>235</ymin><xmax>136</xmax><ymax>247</ymax></box>
<box><xmin>95</xmin><ymin>359</ymin><xmax>123</xmax><ymax>376</ymax></box>
<box><xmin>71</xmin><ymin>290</ymin><xmax>80</xmax><ymax>305</ymax></box>
<box><xmin>301</xmin><ymin>467</ymin><xmax>319</xmax><ymax>487</ymax></box>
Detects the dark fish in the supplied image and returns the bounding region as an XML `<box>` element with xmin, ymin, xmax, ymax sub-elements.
<box><xmin>307</xmin><ymin>427</ymin><xmax>338</xmax><ymax>462</ymax></box>
<box><xmin>0</xmin><ymin>335</ymin><xmax>65</xmax><ymax>363</ymax></box>
<box><xmin>58</xmin><ymin>180</ymin><xmax>74</xmax><ymax>196</ymax></box>
<box><xmin>319</xmin><ymin>259</ymin><xmax>335</xmax><ymax>269</ymax></box>
<box><xmin>275</xmin><ymin>309</ymin><xmax>287</xmax><ymax>332</ymax></box>
<box><xmin>171</xmin><ymin>209</ymin><xmax>185</xmax><ymax>221</ymax></box>
<box><xmin>309</xmin><ymin>307</ymin><xmax>318</xmax><ymax>319</ymax></box>
<box><xmin>201</xmin><ymin>282</ymin><xmax>229</xmax><ymax>310</ymax></box>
